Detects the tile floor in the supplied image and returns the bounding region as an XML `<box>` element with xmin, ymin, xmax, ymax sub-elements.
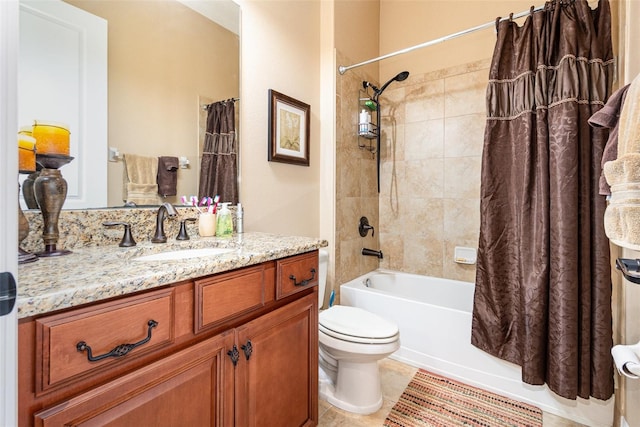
<box><xmin>317</xmin><ymin>358</ymin><xmax>589</xmax><ymax>426</ymax></box>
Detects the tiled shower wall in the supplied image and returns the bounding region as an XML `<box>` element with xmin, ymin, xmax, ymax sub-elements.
<box><xmin>334</xmin><ymin>55</ymin><xmax>490</xmax><ymax>293</ymax></box>
<box><xmin>335</xmin><ymin>51</ymin><xmax>380</xmax><ymax>293</ymax></box>
<box><xmin>377</xmin><ymin>59</ymin><xmax>491</xmax><ymax>283</ymax></box>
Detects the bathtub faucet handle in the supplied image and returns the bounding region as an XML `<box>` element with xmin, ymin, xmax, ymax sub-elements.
<box><xmin>359</xmin><ymin>216</ymin><xmax>375</xmax><ymax>237</ymax></box>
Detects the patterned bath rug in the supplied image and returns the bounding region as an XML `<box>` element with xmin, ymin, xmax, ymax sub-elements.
<box><xmin>384</xmin><ymin>369</ymin><xmax>543</xmax><ymax>427</ymax></box>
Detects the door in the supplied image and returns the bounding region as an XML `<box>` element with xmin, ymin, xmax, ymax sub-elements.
<box><xmin>235</xmin><ymin>292</ymin><xmax>318</xmax><ymax>427</ymax></box>
<box><xmin>0</xmin><ymin>1</ymin><xmax>19</xmax><ymax>426</ymax></box>
<box><xmin>19</xmin><ymin>0</ymin><xmax>107</xmax><ymax>209</ymax></box>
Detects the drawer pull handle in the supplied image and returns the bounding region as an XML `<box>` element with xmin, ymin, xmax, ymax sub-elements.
<box><xmin>289</xmin><ymin>268</ymin><xmax>316</xmax><ymax>287</ymax></box>
<box><xmin>76</xmin><ymin>319</ymin><xmax>158</xmax><ymax>362</ymax></box>
<box><xmin>227</xmin><ymin>345</ymin><xmax>240</xmax><ymax>366</ymax></box>
<box><xmin>241</xmin><ymin>340</ymin><xmax>253</xmax><ymax>361</ymax></box>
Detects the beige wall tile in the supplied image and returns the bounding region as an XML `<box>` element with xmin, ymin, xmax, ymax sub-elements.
<box><xmin>405</xmin><ymin>119</ymin><xmax>444</xmax><ymax>160</ymax></box>
<box><xmin>398</xmin><ymin>159</ymin><xmax>444</xmax><ymax>199</ymax></box>
<box><xmin>379</xmin><ymin>122</ymin><xmax>404</xmax><ymax>163</ymax></box>
<box><xmin>403</xmin><ymin>235</ymin><xmax>443</xmax><ymax>277</ymax></box>
<box><xmin>444</xmin><ymin>69</ymin><xmax>488</xmax><ymax>117</ymax></box>
<box><xmin>406</xmin><ymin>79</ymin><xmax>445</xmax><ymax>122</ymax></box>
<box><xmin>379</xmin><ymin>232</ymin><xmax>404</xmax><ymax>270</ymax></box>
<box><xmin>443</xmin><ymin>156</ymin><xmax>481</xmax><ymax>199</ymax></box>
<box><xmin>443</xmin><ymin>198</ymin><xmax>481</xmax><ymax>243</ymax></box>
<box><xmin>374</xmin><ymin>63</ymin><xmax>486</xmax><ymax>282</ymax></box>
<box><xmin>400</xmin><ymin>197</ymin><xmax>444</xmax><ymax>239</ymax></box>
<box><xmin>444</xmin><ymin>114</ymin><xmax>486</xmax><ymax>158</ymax></box>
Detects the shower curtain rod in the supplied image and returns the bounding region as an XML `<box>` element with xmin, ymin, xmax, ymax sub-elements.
<box><xmin>338</xmin><ymin>4</ymin><xmax>545</xmax><ymax>75</ymax></box>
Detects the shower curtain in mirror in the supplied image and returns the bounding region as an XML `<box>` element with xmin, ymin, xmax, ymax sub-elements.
<box><xmin>471</xmin><ymin>0</ymin><xmax>615</xmax><ymax>400</ymax></box>
<box><xmin>199</xmin><ymin>100</ymin><xmax>238</xmax><ymax>204</ymax></box>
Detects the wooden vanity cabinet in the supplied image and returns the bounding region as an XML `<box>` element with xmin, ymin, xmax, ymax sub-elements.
<box><xmin>19</xmin><ymin>251</ymin><xmax>319</xmax><ymax>427</ymax></box>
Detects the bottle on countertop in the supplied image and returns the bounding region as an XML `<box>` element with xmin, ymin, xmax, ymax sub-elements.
<box><xmin>236</xmin><ymin>202</ymin><xmax>244</xmax><ymax>234</ymax></box>
<box><xmin>216</xmin><ymin>202</ymin><xmax>233</xmax><ymax>237</ymax></box>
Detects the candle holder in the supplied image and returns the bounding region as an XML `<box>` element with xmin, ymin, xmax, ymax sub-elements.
<box><xmin>22</xmin><ymin>170</ymin><xmax>40</xmax><ymax>209</ymax></box>
<box><xmin>33</xmin><ymin>154</ymin><xmax>74</xmax><ymax>257</ymax></box>
<box><xmin>18</xmin><ymin>186</ymin><xmax>38</xmax><ymax>264</ymax></box>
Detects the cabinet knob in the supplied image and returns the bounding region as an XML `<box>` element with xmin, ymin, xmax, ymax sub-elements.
<box><xmin>227</xmin><ymin>345</ymin><xmax>240</xmax><ymax>366</ymax></box>
<box><xmin>241</xmin><ymin>340</ymin><xmax>253</xmax><ymax>361</ymax></box>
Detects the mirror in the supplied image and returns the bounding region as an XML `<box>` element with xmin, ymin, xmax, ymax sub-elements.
<box><xmin>19</xmin><ymin>0</ymin><xmax>240</xmax><ymax>209</ymax></box>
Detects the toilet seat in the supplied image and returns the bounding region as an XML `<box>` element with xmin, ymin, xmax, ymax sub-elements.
<box><xmin>319</xmin><ymin>306</ymin><xmax>399</xmax><ymax>344</ymax></box>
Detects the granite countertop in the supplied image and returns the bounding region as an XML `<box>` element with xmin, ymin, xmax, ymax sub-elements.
<box><xmin>18</xmin><ymin>232</ymin><xmax>328</xmax><ymax>319</ymax></box>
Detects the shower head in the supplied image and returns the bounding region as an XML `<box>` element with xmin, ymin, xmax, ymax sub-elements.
<box><xmin>375</xmin><ymin>71</ymin><xmax>410</xmax><ymax>99</ymax></box>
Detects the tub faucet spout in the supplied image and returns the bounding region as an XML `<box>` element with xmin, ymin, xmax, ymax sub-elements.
<box><xmin>152</xmin><ymin>202</ymin><xmax>178</xmax><ymax>243</ymax></box>
<box><xmin>362</xmin><ymin>248</ymin><xmax>383</xmax><ymax>259</ymax></box>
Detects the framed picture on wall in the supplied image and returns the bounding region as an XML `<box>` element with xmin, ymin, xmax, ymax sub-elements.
<box><xmin>268</xmin><ymin>89</ymin><xmax>310</xmax><ymax>166</ymax></box>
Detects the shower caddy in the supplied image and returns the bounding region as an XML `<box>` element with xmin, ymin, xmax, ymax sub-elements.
<box><xmin>357</xmin><ymin>88</ymin><xmax>378</xmax><ymax>154</ymax></box>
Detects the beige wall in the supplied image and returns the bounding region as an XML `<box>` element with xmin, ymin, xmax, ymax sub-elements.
<box><xmin>237</xmin><ymin>0</ymin><xmax>321</xmax><ymax>237</ymax></box>
<box><xmin>618</xmin><ymin>2</ymin><xmax>640</xmax><ymax>426</ymax></box>
<box><xmin>378</xmin><ymin>0</ymin><xmax>604</xmax><ymax>77</ymax></box>
<box><xmin>66</xmin><ymin>0</ymin><xmax>239</xmax><ymax>207</ymax></box>
<box><xmin>335</xmin><ymin>0</ymin><xmax>379</xmax><ymax>80</ymax></box>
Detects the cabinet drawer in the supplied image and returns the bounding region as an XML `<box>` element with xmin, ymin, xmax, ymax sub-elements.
<box><xmin>276</xmin><ymin>251</ymin><xmax>318</xmax><ymax>300</ymax></box>
<box><xmin>195</xmin><ymin>265</ymin><xmax>266</xmax><ymax>333</ymax></box>
<box><xmin>35</xmin><ymin>288</ymin><xmax>174</xmax><ymax>394</ymax></box>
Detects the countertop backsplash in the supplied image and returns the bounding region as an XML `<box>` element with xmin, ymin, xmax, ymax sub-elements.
<box><xmin>21</xmin><ymin>206</ymin><xmax>236</xmax><ymax>253</ymax></box>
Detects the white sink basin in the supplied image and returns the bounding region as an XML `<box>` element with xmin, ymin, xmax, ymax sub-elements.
<box><xmin>133</xmin><ymin>247</ymin><xmax>234</xmax><ymax>262</ymax></box>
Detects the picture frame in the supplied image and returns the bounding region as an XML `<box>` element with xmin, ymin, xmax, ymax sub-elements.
<box><xmin>268</xmin><ymin>89</ymin><xmax>310</xmax><ymax>166</ymax></box>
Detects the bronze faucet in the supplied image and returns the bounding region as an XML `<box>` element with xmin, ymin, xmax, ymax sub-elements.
<box><xmin>151</xmin><ymin>202</ymin><xmax>178</xmax><ymax>243</ymax></box>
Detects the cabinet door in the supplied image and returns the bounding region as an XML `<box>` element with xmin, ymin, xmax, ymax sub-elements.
<box><xmin>235</xmin><ymin>291</ymin><xmax>318</xmax><ymax>427</ymax></box>
<box><xmin>34</xmin><ymin>332</ymin><xmax>235</xmax><ymax>427</ymax></box>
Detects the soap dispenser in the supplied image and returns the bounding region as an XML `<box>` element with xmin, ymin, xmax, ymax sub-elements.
<box><xmin>216</xmin><ymin>202</ymin><xmax>233</xmax><ymax>237</ymax></box>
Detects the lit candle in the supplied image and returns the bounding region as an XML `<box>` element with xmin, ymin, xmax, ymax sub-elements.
<box><xmin>32</xmin><ymin>120</ymin><xmax>70</xmax><ymax>155</ymax></box>
<box><xmin>18</xmin><ymin>133</ymin><xmax>37</xmax><ymax>173</ymax></box>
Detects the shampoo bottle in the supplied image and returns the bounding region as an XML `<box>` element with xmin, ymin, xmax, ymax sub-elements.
<box><xmin>359</xmin><ymin>109</ymin><xmax>368</xmax><ymax>134</ymax></box>
<box><xmin>216</xmin><ymin>202</ymin><xmax>233</xmax><ymax>237</ymax></box>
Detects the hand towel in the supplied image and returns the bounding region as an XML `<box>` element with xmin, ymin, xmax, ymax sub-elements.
<box><xmin>157</xmin><ymin>156</ymin><xmax>179</xmax><ymax>197</ymax></box>
<box><xmin>602</xmin><ymin>74</ymin><xmax>640</xmax><ymax>250</ymax></box>
<box><xmin>123</xmin><ymin>153</ymin><xmax>161</xmax><ymax>205</ymax></box>
<box><xmin>588</xmin><ymin>84</ymin><xmax>630</xmax><ymax>196</ymax></box>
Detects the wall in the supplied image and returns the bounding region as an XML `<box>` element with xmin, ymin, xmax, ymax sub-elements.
<box><xmin>378</xmin><ymin>0</ymin><xmax>607</xmax><ymax>78</ymax></box>
<box><xmin>378</xmin><ymin>59</ymin><xmax>487</xmax><ymax>282</ymax></box>
<box><xmin>237</xmin><ymin>0</ymin><xmax>321</xmax><ymax>238</ymax></box>
<box><xmin>333</xmin><ymin>1</ymin><xmax>381</xmax><ymax>298</ymax></box>
<box><xmin>66</xmin><ymin>0</ymin><xmax>239</xmax><ymax>207</ymax></box>
<box><xmin>335</xmin><ymin>50</ymin><xmax>380</xmax><ymax>291</ymax></box>
<box><xmin>617</xmin><ymin>2</ymin><xmax>640</xmax><ymax>426</ymax></box>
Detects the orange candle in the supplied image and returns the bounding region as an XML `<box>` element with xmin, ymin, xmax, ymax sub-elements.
<box><xmin>18</xmin><ymin>134</ymin><xmax>37</xmax><ymax>173</ymax></box>
<box><xmin>32</xmin><ymin>120</ymin><xmax>70</xmax><ymax>155</ymax></box>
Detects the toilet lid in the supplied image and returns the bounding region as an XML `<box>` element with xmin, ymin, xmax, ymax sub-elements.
<box><xmin>319</xmin><ymin>306</ymin><xmax>399</xmax><ymax>342</ymax></box>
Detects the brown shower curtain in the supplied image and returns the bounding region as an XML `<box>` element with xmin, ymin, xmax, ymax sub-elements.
<box><xmin>199</xmin><ymin>100</ymin><xmax>239</xmax><ymax>204</ymax></box>
<box><xmin>471</xmin><ymin>0</ymin><xmax>615</xmax><ymax>400</ymax></box>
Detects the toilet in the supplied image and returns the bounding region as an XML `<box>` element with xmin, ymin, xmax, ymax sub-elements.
<box><xmin>317</xmin><ymin>250</ymin><xmax>400</xmax><ymax>414</ymax></box>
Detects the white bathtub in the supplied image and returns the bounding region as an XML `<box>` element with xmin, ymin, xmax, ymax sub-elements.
<box><xmin>340</xmin><ymin>270</ymin><xmax>614</xmax><ymax>427</ymax></box>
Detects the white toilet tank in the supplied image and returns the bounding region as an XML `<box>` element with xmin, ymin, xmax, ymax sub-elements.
<box><xmin>318</xmin><ymin>249</ymin><xmax>329</xmax><ymax>308</ymax></box>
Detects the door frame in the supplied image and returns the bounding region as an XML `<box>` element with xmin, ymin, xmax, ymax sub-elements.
<box><xmin>0</xmin><ymin>0</ymin><xmax>19</xmax><ymax>425</ymax></box>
